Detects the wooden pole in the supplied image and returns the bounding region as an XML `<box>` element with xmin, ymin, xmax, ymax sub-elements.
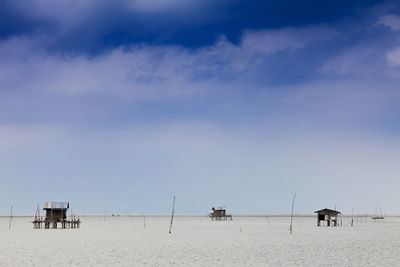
<box><xmin>9</xmin><ymin>205</ymin><xmax>13</xmax><ymax>231</ymax></box>
<box><xmin>340</xmin><ymin>213</ymin><xmax>343</xmax><ymax>226</ymax></box>
<box><xmin>34</xmin><ymin>203</ymin><xmax>40</xmax><ymax>229</ymax></box>
<box><xmin>36</xmin><ymin>203</ymin><xmax>40</xmax><ymax>220</ymax></box>
<box><xmin>290</xmin><ymin>193</ymin><xmax>296</xmax><ymax>234</ymax></box>
<box><xmin>351</xmin><ymin>207</ymin><xmax>354</xmax><ymax>227</ymax></box>
<box><xmin>266</xmin><ymin>216</ymin><xmax>271</xmax><ymax>226</ymax></box>
<box><xmin>169</xmin><ymin>195</ymin><xmax>176</xmax><ymax>234</ymax></box>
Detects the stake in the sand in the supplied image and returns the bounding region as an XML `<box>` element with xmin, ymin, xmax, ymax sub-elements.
<box><xmin>266</xmin><ymin>216</ymin><xmax>271</xmax><ymax>226</ymax></box>
<box><xmin>9</xmin><ymin>205</ymin><xmax>13</xmax><ymax>230</ymax></box>
<box><xmin>169</xmin><ymin>195</ymin><xmax>176</xmax><ymax>234</ymax></box>
<box><xmin>290</xmin><ymin>193</ymin><xmax>296</xmax><ymax>234</ymax></box>
<box><xmin>334</xmin><ymin>204</ymin><xmax>342</xmax><ymax>227</ymax></box>
<box><xmin>351</xmin><ymin>207</ymin><xmax>354</xmax><ymax>227</ymax></box>
<box><xmin>33</xmin><ymin>203</ymin><xmax>41</xmax><ymax>229</ymax></box>
<box><xmin>35</xmin><ymin>203</ymin><xmax>40</xmax><ymax>219</ymax></box>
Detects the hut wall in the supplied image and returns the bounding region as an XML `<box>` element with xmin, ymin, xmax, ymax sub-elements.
<box><xmin>45</xmin><ymin>210</ymin><xmax>66</xmax><ymax>222</ymax></box>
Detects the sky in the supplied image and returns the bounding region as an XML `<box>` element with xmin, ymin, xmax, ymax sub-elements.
<box><xmin>1</xmin><ymin>0</ymin><xmax>400</xmax><ymax>215</ymax></box>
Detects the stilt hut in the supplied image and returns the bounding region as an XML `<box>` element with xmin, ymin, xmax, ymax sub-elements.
<box><xmin>372</xmin><ymin>207</ymin><xmax>384</xmax><ymax>221</ymax></box>
<box><xmin>315</xmin><ymin>208</ymin><xmax>341</xmax><ymax>226</ymax></box>
<box><xmin>209</xmin><ymin>206</ymin><xmax>233</xmax><ymax>221</ymax></box>
<box><xmin>44</xmin><ymin>202</ymin><xmax>68</xmax><ymax>228</ymax></box>
<box><xmin>32</xmin><ymin>202</ymin><xmax>80</xmax><ymax>229</ymax></box>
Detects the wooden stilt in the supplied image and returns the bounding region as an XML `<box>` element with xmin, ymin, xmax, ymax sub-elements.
<box><xmin>9</xmin><ymin>205</ymin><xmax>13</xmax><ymax>231</ymax></box>
<box><xmin>169</xmin><ymin>196</ymin><xmax>176</xmax><ymax>234</ymax></box>
<box><xmin>290</xmin><ymin>193</ymin><xmax>296</xmax><ymax>234</ymax></box>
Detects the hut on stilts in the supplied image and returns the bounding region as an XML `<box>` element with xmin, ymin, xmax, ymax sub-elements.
<box><xmin>209</xmin><ymin>206</ymin><xmax>233</xmax><ymax>221</ymax></box>
<box><xmin>315</xmin><ymin>208</ymin><xmax>341</xmax><ymax>226</ymax></box>
<box><xmin>32</xmin><ymin>202</ymin><xmax>80</xmax><ymax>229</ymax></box>
<box><xmin>372</xmin><ymin>206</ymin><xmax>384</xmax><ymax>221</ymax></box>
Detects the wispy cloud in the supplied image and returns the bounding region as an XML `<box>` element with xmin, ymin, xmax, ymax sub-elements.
<box><xmin>377</xmin><ymin>14</ymin><xmax>400</xmax><ymax>30</ymax></box>
<box><xmin>0</xmin><ymin>25</ymin><xmax>338</xmax><ymax>100</ymax></box>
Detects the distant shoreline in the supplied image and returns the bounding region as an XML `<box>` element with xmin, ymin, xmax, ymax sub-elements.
<box><xmin>0</xmin><ymin>214</ymin><xmax>398</xmax><ymax>218</ymax></box>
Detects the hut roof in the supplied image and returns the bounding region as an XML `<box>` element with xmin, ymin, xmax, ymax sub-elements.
<box><xmin>43</xmin><ymin>202</ymin><xmax>69</xmax><ymax>210</ymax></box>
<box><xmin>314</xmin><ymin>208</ymin><xmax>341</xmax><ymax>214</ymax></box>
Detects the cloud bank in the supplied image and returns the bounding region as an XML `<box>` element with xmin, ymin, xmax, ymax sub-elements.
<box><xmin>1</xmin><ymin>1</ymin><xmax>400</xmax><ymax>214</ymax></box>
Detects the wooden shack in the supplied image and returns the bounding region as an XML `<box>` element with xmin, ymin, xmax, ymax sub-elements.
<box><xmin>32</xmin><ymin>202</ymin><xmax>80</xmax><ymax>229</ymax></box>
<box><xmin>372</xmin><ymin>215</ymin><xmax>384</xmax><ymax>221</ymax></box>
<box><xmin>372</xmin><ymin>207</ymin><xmax>384</xmax><ymax>221</ymax></box>
<box><xmin>315</xmin><ymin>208</ymin><xmax>341</xmax><ymax>226</ymax></box>
<box><xmin>209</xmin><ymin>206</ymin><xmax>232</xmax><ymax>221</ymax></box>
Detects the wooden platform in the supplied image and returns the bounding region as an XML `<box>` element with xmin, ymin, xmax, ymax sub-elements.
<box><xmin>32</xmin><ymin>218</ymin><xmax>81</xmax><ymax>229</ymax></box>
<box><xmin>210</xmin><ymin>214</ymin><xmax>233</xmax><ymax>221</ymax></box>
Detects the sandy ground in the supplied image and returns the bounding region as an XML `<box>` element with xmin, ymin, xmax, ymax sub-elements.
<box><xmin>0</xmin><ymin>215</ymin><xmax>399</xmax><ymax>266</ymax></box>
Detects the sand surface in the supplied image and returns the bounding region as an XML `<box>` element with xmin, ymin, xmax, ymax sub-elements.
<box><xmin>0</xmin><ymin>215</ymin><xmax>399</xmax><ymax>266</ymax></box>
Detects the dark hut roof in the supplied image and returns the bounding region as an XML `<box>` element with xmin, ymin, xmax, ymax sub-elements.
<box><xmin>314</xmin><ymin>208</ymin><xmax>341</xmax><ymax>214</ymax></box>
<box><xmin>43</xmin><ymin>202</ymin><xmax>69</xmax><ymax>210</ymax></box>
<box><xmin>212</xmin><ymin>206</ymin><xmax>227</xmax><ymax>211</ymax></box>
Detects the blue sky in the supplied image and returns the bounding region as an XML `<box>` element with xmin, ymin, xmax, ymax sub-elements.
<box><xmin>1</xmin><ymin>0</ymin><xmax>400</xmax><ymax>215</ymax></box>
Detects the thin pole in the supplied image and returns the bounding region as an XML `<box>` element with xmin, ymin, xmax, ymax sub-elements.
<box><xmin>9</xmin><ymin>205</ymin><xmax>13</xmax><ymax>230</ymax></box>
<box><xmin>37</xmin><ymin>203</ymin><xmax>40</xmax><ymax>219</ymax></box>
<box><xmin>290</xmin><ymin>193</ymin><xmax>296</xmax><ymax>234</ymax></box>
<box><xmin>169</xmin><ymin>195</ymin><xmax>176</xmax><ymax>234</ymax></box>
<box><xmin>34</xmin><ymin>203</ymin><xmax>39</xmax><ymax>220</ymax></box>
<box><xmin>34</xmin><ymin>203</ymin><xmax>40</xmax><ymax>229</ymax></box>
<box><xmin>266</xmin><ymin>216</ymin><xmax>271</xmax><ymax>226</ymax></box>
<box><xmin>351</xmin><ymin>207</ymin><xmax>354</xmax><ymax>226</ymax></box>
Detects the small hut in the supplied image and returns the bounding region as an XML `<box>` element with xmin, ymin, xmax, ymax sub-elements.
<box><xmin>372</xmin><ymin>207</ymin><xmax>384</xmax><ymax>221</ymax></box>
<box><xmin>32</xmin><ymin>202</ymin><xmax>80</xmax><ymax>229</ymax></box>
<box><xmin>44</xmin><ymin>202</ymin><xmax>68</xmax><ymax>228</ymax></box>
<box><xmin>315</xmin><ymin>208</ymin><xmax>341</xmax><ymax>226</ymax></box>
<box><xmin>372</xmin><ymin>215</ymin><xmax>384</xmax><ymax>221</ymax></box>
<box><xmin>209</xmin><ymin>206</ymin><xmax>232</xmax><ymax>221</ymax></box>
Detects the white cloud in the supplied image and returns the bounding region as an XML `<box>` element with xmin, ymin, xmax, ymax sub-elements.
<box><xmin>0</xmin><ymin>125</ymin><xmax>69</xmax><ymax>151</ymax></box>
<box><xmin>128</xmin><ymin>0</ymin><xmax>207</xmax><ymax>13</ymax></box>
<box><xmin>242</xmin><ymin>26</ymin><xmax>337</xmax><ymax>54</ymax></box>
<box><xmin>322</xmin><ymin>44</ymin><xmax>386</xmax><ymax>76</ymax></box>
<box><xmin>386</xmin><ymin>46</ymin><xmax>400</xmax><ymax>66</ymax></box>
<box><xmin>377</xmin><ymin>14</ymin><xmax>400</xmax><ymax>30</ymax></box>
<box><xmin>0</xmin><ymin>25</ymin><xmax>337</xmax><ymax>102</ymax></box>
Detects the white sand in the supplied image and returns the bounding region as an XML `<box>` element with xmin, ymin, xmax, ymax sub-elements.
<box><xmin>0</xmin><ymin>215</ymin><xmax>399</xmax><ymax>266</ymax></box>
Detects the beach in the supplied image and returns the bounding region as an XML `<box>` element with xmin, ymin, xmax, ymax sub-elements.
<box><xmin>1</xmin><ymin>215</ymin><xmax>399</xmax><ymax>266</ymax></box>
